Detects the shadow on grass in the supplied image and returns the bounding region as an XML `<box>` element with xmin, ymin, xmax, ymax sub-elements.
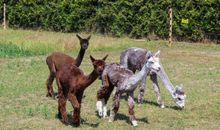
<box><xmin>55</xmin><ymin>113</ymin><xmax>99</xmax><ymax>128</ymax></box>
<box><xmin>133</xmin><ymin>97</ymin><xmax>160</xmax><ymax>107</ymax></box>
<box><xmin>80</xmin><ymin>118</ymin><xmax>99</xmax><ymax>128</ymax></box>
<box><xmin>95</xmin><ymin>109</ymin><xmax>148</xmax><ymax>125</ymax></box>
<box><xmin>115</xmin><ymin>113</ymin><xmax>149</xmax><ymax>124</ymax></box>
<box><xmin>121</xmin><ymin>95</ymin><xmax>161</xmax><ymax>108</ymax></box>
<box><xmin>133</xmin><ymin>97</ymin><xmax>183</xmax><ymax>111</ymax></box>
<box><xmin>167</xmin><ymin>106</ymin><xmax>184</xmax><ymax>111</ymax></box>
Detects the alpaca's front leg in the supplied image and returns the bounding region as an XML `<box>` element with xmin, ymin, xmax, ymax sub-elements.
<box><xmin>138</xmin><ymin>77</ymin><xmax>146</xmax><ymax>104</ymax></box>
<box><xmin>128</xmin><ymin>92</ymin><xmax>137</xmax><ymax>126</ymax></box>
<box><xmin>58</xmin><ymin>93</ymin><xmax>68</xmax><ymax>125</ymax></box>
<box><xmin>109</xmin><ymin>92</ymin><xmax>121</xmax><ymax>122</ymax></box>
<box><xmin>97</xmin><ymin>75</ymin><xmax>113</xmax><ymax>118</ymax></box>
<box><xmin>150</xmin><ymin>73</ymin><xmax>165</xmax><ymax>108</ymax></box>
<box><xmin>96</xmin><ymin>99</ymin><xmax>105</xmax><ymax>117</ymax></box>
<box><xmin>68</xmin><ymin>94</ymin><xmax>80</xmax><ymax>126</ymax></box>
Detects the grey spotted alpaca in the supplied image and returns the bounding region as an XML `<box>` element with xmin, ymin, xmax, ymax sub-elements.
<box><xmin>120</xmin><ymin>47</ymin><xmax>186</xmax><ymax>108</ymax></box>
<box><xmin>96</xmin><ymin>50</ymin><xmax>161</xmax><ymax>126</ymax></box>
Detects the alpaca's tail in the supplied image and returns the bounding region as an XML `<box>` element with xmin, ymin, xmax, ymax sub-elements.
<box><xmin>120</xmin><ymin>49</ymin><xmax>129</xmax><ymax>68</ymax></box>
<box><xmin>46</xmin><ymin>56</ymin><xmax>57</xmax><ymax>73</ymax></box>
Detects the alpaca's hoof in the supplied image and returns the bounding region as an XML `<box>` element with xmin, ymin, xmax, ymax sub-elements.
<box><xmin>61</xmin><ymin>118</ymin><xmax>69</xmax><ymax>125</ymax></box>
<box><xmin>58</xmin><ymin>112</ymin><xmax>62</xmax><ymax>119</ymax></box>
<box><xmin>137</xmin><ymin>101</ymin><xmax>143</xmax><ymax>107</ymax></box>
<box><xmin>46</xmin><ymin>93</ymin><xmax>52</xmax><ymax>97</ymax></box>
<box><xmin>103</xmin><ymin>106</ymin><xmax>107</xmax><ymax>118</ymax></box>
<box><xmin>108</xmin><ymin>119</ymin><xmax>113</xmax><ymax>122</ymax></box>
<box><xmin>46</xmin><ymin>93</ymin><xmax>55</xmax><ymax>99</ymax></box>
<box><xmin>73</xmin><ymin>122</ymin><xmax>80</xmax><ymax>127</ymax></box>
<box><xmin>98</xmin><ymin>111</ymin><xmax>103</xmax><ymax>117</ymax></box>
<box><xmin>55</xmin><ymin>95</ymin><xmax>59</xmax><ymax>99</ymax></box>
<box><xmin>103</xmin><ymin>114</ymin><xmax>107</xmax><ymax>118</ymax></box>
<box><xmin>131</xmin><ymin>120</ymin><xmax>138</xmax><ymax>127</ymax></box>
<box><xmin>73</xmin><ymin>119</ymin><xmax>80</xmax><ymax>127</ymax></box>
<box><xmin>160</xmin><ymin>104</ymin><xmax>165</xmax><ymax>109</ymax></box>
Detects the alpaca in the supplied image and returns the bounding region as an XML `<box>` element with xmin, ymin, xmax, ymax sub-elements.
<box><xmin>46</xmin><ymin>34</ymin><xmax>91</xmax><ymax>98</ymax></box>
<box><xmin>120</xmin><ymin>47</ymin><xmax>186</xmax><ymax>108</ymax></box>
<box><xmin>96</xmin><ymin>51</ymin><xmax>161</xmax><ymax>126</ymax></box>
<box><xmin>56</xmin><ymin>55</ymin><xmax>108</xmax><ymax>126</ymax></box>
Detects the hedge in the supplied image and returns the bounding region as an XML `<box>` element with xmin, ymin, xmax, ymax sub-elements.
<box><xmin>0</xmin><ymin>0</ymin><xmax>219</xmax><ymax>41</ymax></box>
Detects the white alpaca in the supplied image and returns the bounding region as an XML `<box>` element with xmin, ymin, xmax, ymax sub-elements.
<box><xmin>120</xmin><ymin>47</ymin><xmax>186</xmax><ymax>108</ymax></box>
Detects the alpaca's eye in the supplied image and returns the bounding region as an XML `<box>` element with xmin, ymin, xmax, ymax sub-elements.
<box><xmin>149</xmin><ymin>61</ymin><xmax>154</xmax><ymax>64</ymax></box>
<box><xmin>177</xmin><ymin>97</ymin><xmax>182</xmax><ymax>101</ymax></box>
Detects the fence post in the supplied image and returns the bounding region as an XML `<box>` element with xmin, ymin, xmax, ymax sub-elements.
<box><xmin>3</xmin><ymin>2</ymin><xmax>6</xmax><ymax>30</ymax></box>
<box><xmin>168</xmin><ymin>7</ymin><xmax>172</xmax><ymax>47</ymax></box>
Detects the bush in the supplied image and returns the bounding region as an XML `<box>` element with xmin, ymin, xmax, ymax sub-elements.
<box><xmin>1</xmin><ymin>0</ymin><xmax>219</xmax><ymax>41</ymax></box>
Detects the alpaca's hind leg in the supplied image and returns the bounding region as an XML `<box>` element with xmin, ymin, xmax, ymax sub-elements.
<box><xmin>138</xmin><ymin>77</ymin><xmax>147</xmax><ymax>104</ymax></box>
<box><xmin>58</xmin><ymin>93</ymin><xmax>68</xmax><ymax>125</ymax></box>
<box><xmin>150</xmin><ymin>73</ymin><xmax>164</xmax><ymax>108</ymax></box>
<box><xmin>46</xmin><ymin>72</ymin><xmax>55</xmax><ymax>98</ymax></box>
<box><xmin>109</xmin><ymin>91</ymin><xmax>121</xmax><ymax>122</ymax></box>
<box><xmin>68</xmin><ymin>94</ymin><xmax>80</xmax><ymax>126</ymax></box>
<box><xmin>128</xmin><ymin>92</ymin><xmax>137</xmax><ymax>126</ymax></box>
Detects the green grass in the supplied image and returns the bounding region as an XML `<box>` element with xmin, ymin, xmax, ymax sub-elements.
<box><xmin>0</xmin><ymin>28</ymin><xmax>220</xmax><ymax>130</ymax></box>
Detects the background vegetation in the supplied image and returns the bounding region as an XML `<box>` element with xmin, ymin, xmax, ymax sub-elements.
<box><xmin>0</xmin><ymin>28</ymin><xmax>220</xmax><ymax>129</ymax></box>
<box><xmin>0</xmin><ymin>0</ymin><xmax>219</xmax><ymax>41</ymax></box>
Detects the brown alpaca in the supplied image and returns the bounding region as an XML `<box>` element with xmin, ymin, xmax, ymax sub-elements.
<box><xmin>46</xmin><ymin>34</ymin><xmax>91</xmax><ymax>97</ymax></box>
<box><xmin>56</xmin><ymin>55</ymin><xmax>108</xmax><ymax>126</ymax></box>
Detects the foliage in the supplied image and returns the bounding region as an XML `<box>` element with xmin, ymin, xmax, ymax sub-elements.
<box><xmin>0</xmin><ymin>41</ymin><xmax>53</xmax><ymax>57</ymax></box>
<box><xmin>1</xmin><ymin>0</ymin><xmax>219</xmax><ymax>41</ymax></box>
<box><xmin>0</xmin><ymin>42</ymin><xmax>33</xmax><ymax>57</ymax></box>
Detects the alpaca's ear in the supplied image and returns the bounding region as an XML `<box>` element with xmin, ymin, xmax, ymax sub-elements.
<box><xmin>175</xmin><ymin>85</ymin><xmax>182</xmax><ymax>91</ymax></box>
<box><xmin>146</xmin><ymin>51</ymin><xmax>152</xmax><ymax>59</ymax></box>
<box><xmin>102</xmin><ymin>54</ymin><xmax>108</xmax><ymax>61</ymax></box>
<box><xmin>76</xmin><ymin>34</ymin><xmax>82</xmax><ymax>41</ymax></box>
<box><xmin>87</xmin><ymin>35</ymin><xmax>91</xmax><ymax>40</ymax></box>
<box><xmin>90</xmin><ymin>55</ymin><xmax>96</xmax><ymax>62</ymax></box>
<box><xmin>154</xmin><ymin>50</ymin><xmax>160</xmax><ymax>58</ymax></box>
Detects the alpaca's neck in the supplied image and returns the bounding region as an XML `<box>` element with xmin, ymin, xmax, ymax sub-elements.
<box><xmin>126</xmin><ymin>64</ymin><xmax>149</xmax><ymax>90</ymax></box>
<box><xmin>75</xmin><ymin>48</ymin><xmax>85</xmax><ymax>67</ymax></box>
<box><xmin>81</xmin><ymin>70</ymin><xmax>98</xmax><ymax>90</ymax></box>
<box><xmin>156</xmin><ymin>64</ymin><xmax>175</xmax><ymax>98</ymax></box>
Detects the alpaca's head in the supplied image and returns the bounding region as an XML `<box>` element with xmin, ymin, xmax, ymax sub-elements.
<box><xmin>145</xmin><ymin>50</ymin><xmax>161</xmax><ymax>71</ymax></box>
<box><xmin>90</xmin><ymin>55</ymin><xmax>108</xmax><ymax>75</ymax></box>
<box><xmin>173</xmin><ymin>84</ymin><xmax>186</xmax><ymax>108</ymax></box>
<box><xmin>76</xmin><ymin>34</ymin><xmax>91</xmax><ymax>50</ymax></box>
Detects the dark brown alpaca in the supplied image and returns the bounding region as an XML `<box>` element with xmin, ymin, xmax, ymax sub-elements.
<box><xmin>56</xmin><ymin>55</ymin><xmax>108</xmax><ymax>126</ymax></box>
<box><xmin>46</xmin><ymin>34</ymin><xmax>91</xmax><ymax>97</ymax></box>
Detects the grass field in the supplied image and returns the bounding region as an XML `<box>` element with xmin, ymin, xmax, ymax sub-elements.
<box><xmin>0</xmin><ymin>28</ymin><xmax>220</xmax><ymax>130</ymax></box>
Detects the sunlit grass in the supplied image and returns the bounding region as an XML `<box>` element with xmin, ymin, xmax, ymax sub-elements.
<box><xmin>0</xmin><ymin>28</ymin><xmax>220</xmax><ymax>129</ymax></box>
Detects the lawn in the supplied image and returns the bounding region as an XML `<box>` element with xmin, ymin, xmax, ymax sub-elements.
<box><xmin>0</xmin><ymin>29</ymin><xmax>220</xmax><ymax>130</ymax></box>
